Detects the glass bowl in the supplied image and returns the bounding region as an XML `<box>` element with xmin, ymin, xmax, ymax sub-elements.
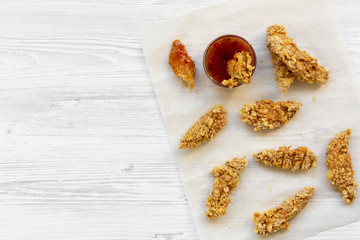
<box><xmin>203</xmin><ymin>34</ymin><xmax>256</xmax><ymax>88</ymax></box>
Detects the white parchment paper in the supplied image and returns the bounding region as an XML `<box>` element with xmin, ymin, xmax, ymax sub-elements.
<box><xmin>140</xmin><ymin>0</ymin><xmax>360</xmax><ymax>239</ymax></box>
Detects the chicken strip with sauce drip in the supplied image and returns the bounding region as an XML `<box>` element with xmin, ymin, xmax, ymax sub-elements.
<box><xmin>169</xmin><ymin>39</ymin><xmax>196</xmax><ymax>90</ymax></box>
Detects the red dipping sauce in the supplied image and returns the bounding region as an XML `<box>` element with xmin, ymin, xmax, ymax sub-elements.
<box><xmin>204</xmin><ymin>35</ymin><xmax>256</xmax><ymax>88</ymax></box>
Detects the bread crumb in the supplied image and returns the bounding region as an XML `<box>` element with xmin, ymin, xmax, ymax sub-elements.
<box><xmin>260</xmin><ymin>59</ymin><xmax>263</xmax><ymax>63</ymax></box>
<box><xmin>313</xmin><ymin>96</ymin><xmax>316</xmax><ymax>102</ymax></box>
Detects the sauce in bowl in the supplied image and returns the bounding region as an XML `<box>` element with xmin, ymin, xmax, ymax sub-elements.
<box><xmin>204</xmin><ymin>35</ymin><xmax>256</xmax><ymax>87</ymax></box>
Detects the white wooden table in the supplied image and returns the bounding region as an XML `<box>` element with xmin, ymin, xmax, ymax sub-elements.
<box><xmin>0</xmin><ymin>1</ymin><xmax>359</xmax><ymax>239</ymax></box>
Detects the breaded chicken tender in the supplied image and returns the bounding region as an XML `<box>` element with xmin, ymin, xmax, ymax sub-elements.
<box><xmin>178</xmin><ymin>104</ymin><xmax>227</xmax><ymax>149</ymax></box>
<box><xmin>253</xmin><ymin>146</ymin><xmax>317</xmax><ymax>171</ymax></box>
<box><xmin>253</xmin><ymin>186</ymin><xmax>315</xmax><ymax>235</ymax></box>
<box><xmin>240</xmin><ymin>99</ymin><xmax>302</xmax><ymax>131</ymax></box>
<box><xmin>326</xmin><ymin>129</ymin><xmax>358</xmax><ymax>204</ymax></box>
<box><xmin>268</xmin><ymin>50</ymin><xmax>295</xmax><ymax>93</ymax></box>
<box><xmin>266</xmin><ymin>24</ymin><xmax>330</xmax><ymax>92</ymax></box>
<box><xmin>222</xmin><ymin>51</ymin><xmax>255</xmax><ymax>88</ymax></box>
<box><xmin>206</xmin><ymin>157</ymin><xmax>248</xmax><ymax>219</ymax></box>
<box><xmin>169</xmin><ymin>39</ymin><xmax>196</xmax><ymax>90</ymax></box>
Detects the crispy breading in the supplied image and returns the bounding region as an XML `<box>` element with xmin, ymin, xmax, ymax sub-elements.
<box><xmin>253</xmin><ymin>146</ymin><xmax>317</xmax><ymax>171</ymax></box>
<box><xmin>178</xmin><ymin>104</ymin><xmax>227</xmax><ymax>149</ymax></box>
<box><xmin>253</xmin><ymin>186</ymin><xmax>315</xmax><ymax>235</ymax></box>
<box><xmin>240</xmin><ymin>99</ymin><xmax>302</xmax><ymax>131</ymax></box>
<box><xmin>268</xmin><ymin>50</ymin><xmax>295</xmax><ymax>93</ymax></box>
<box><xmin>169</xmin><ymin>39</ymin><xmax>196</xmax><ymax>90</ymax></box>
<box><xmin>206</xmin><ymin>157</ymin><xmax>248</xmax><ymax>219</ymax></box>
<box><xmin>222</xmin><ymin>51</ymin><xmax>255</xmax><ymax>88</ymax></box>
<box><xmin>266</xmin><ymin>24</ymin><xmax>330</xmax><ymax>92</ymax></box>
<box><xmin>326</xmin><ymin>129</ymin><xmax>358</xmax><ymax>204</ymax></box>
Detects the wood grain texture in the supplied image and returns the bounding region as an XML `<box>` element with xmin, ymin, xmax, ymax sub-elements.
<box><xmin>0</xmin><ymin>0</ymin><xmax>358</xmax><ymax>239</ymax></box>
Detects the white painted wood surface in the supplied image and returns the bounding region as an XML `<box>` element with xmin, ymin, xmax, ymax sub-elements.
<box><xmin>0</xmin><ymin>0</ymin><xmax>358</xmax><ymax>239</ymax></box>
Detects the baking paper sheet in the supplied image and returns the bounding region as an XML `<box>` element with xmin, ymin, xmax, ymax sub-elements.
<box><xmin>140</xmin><ymin>0</ymin><xmax>360</xmax><ymax>239</ymax></box>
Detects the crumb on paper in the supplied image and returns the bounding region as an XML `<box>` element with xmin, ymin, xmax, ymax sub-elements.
<box><xmin>253</xmin><ymin>146</ymin><xmax>317</xmax><ymax>171</ymax></box>
<box><xmin>260</xmin><ymin>59</ymin><xmax>263</xmax><ymax>63</ymax></box>
<box><xmin>269</xmin><ymin>188</ymin><xmax>272</xmax><ymax>192</ymax></box>
<box><xmin>313</xmin><ymin>96</ymin><xmax>316</xmax><ymax>102</ymax></box>
<box><xmin>253</xmin><ymin>186</ymin><xmax>315</xmax><ymax>235</ymax></box>
<box><xmin>206</xmin><ymin>157</ymin><xmax>248</xmax><ymax>219</ymax></box>
<box><xmin>169</xmin><ymin>39</ymin><xmax>196</xmax><ymax>90</ymax></box>
<box><xmin>326</xmin><ymin>129</ymin><xmax>358</xmax><ymax>204</ymax></box>
<box><xmin>221</xmin><ymin>51</ymin><xmax>254</xmax><ymax>88</ymax></box>
<box><xmin>266</xmin><ymin>24</ymin><xmax>330</xmax><ymax>92</ymax></box>
<box><xmin>179</xmin><ymin>104</ymin><xmax>227</xmax><ymax>149</ymax></box>
<box><xmin>240</xmin><ymin>99</ymin><xmax>302</xmax><ymax>131</ymax></box>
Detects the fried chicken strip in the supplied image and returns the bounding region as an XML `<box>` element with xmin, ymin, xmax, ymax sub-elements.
<box><xmin>253</xmin><ymin>146</ymin><xmax>317</xmax><ymax>171</ymax></box>
<box><xmin>253</xmin><ymin>186</ymin><xmax>315</xmax><ymax>235</ymax></box>
<box><xmin>326</xmin><ymin>129</ymin><xmax>358</xmax><ymax>204</ymax></box>
<box><xmin>169</xmin><ymin>39</ymin><xmax>196</xmax><ymax>90</ymax></box>
<box><xmin>266</xmin><ymin>24</ymin><xmax>330</xmax><ymax>91</ymax></box>
<box><xmin>240</xmin><ymin>99</ymin><xmax>302</xmax><ymax>131</ymax></box>
<box><xmin>206</xmin><ymin>157</ymin><xmax>248</xmax><ymax>219</ymax></box>
<box><xmin>268</xmin><ymin>50</ymin><xmax>295</xmax><ymax>93</ymax></box>
<box><xmin>222</xmin><ymin>51</ymin><xmax>255</xmax><ymax>88</ymax></box>
<box><xmin>179</xmin><ymin>104</ymin><xmax>227</xmax><ymax>149</ymax></box>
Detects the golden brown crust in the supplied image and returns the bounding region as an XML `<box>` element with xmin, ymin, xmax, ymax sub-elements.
<box><xmin>253</xmin><ymin>186</ymin><xmax>315</xmax><ymax>235</ymax></box>
<box><xmin>266</xmin><ymin>24</ymin><xmax>330</xmax><ymax>92</ymax></box>
<box><xmin>222</xmin><ymin>51</ymin><xmax>255</xmax><ymax>88</ymax></box>
<box><xmin>240</xmin><ymin>99</ymin><xmax>302</xmax><ymax>131</ymax></box>
<box><xmin>268</xmin><ymin>50</ymin><xmax>295</xmax><ymax>93</ymax></box>
<box><xmin>253</xmin><ymin>146</ymin><xmax>317</xmax><ymax>171</ymax></box>
<box><xmin>178</xmin><ymin>104</ymin><xmax>227</xmax><ymax>149</ymax></box>
<box><xmin>206</xmin><ymin>157</ymin><xmax>248</xmax><ymax>219</ymax></box>
<box><xmin>267</xmin><ymin>25</ymin><xmax>294</xmax><ymax>92</ymax></box>
<box><xmin>326</xmin><ymin>129</ymin><xmax>358</xmax><ymax>204</ymax></box>
<box><xmin>169</xmin><ymin>39</ymin><xmax>196</xmax><ymax>90</ymax></box>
